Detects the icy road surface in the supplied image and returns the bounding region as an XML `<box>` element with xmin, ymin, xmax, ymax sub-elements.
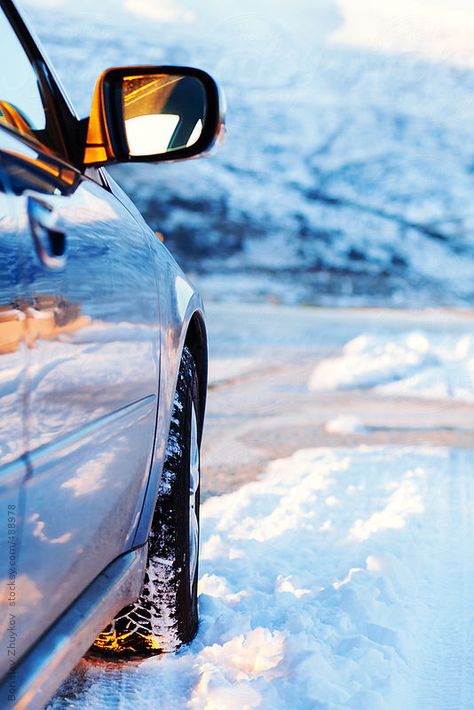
<box><xmin>47</xmin><ymin>304</ymin><xmax>474</xmax><ymax>709</ymax></box>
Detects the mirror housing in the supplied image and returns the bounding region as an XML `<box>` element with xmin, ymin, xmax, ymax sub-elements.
<box><xmin>83</xmin><ymin>66</ymin><xmax>224</xmax><ymax>166</ymax></box>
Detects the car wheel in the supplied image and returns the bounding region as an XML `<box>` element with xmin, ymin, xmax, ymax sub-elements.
<box><xmin>92</xmin><ymin>346</ymin><xmax>201</xmax><ymax>656</ymax></box>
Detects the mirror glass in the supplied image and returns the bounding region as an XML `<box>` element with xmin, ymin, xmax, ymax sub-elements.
<box><xmin>121</xmin><ymin>74</ymin><xmax>207</xmax><ymax>157</ymax></box>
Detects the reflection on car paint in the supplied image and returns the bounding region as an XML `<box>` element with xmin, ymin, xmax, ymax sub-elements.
<box><xmin>0</xmin><ymin>127</ymin><xmax>165</xmax><ymax>667</ymax></box>
<box><xmin>175</xmin><ymin>273</ymin><xmax>195</xmax><ymax>321</ymax></box>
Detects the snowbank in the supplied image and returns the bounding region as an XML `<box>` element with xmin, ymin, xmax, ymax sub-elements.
<box><xmin>310</xmin><ymin>331</ymin><xmax>474</xmax><ymax>402</ymax></box>
<box><xmin>48</xmin><ymin>446</ymin><xmax>474</xmax><ymax>709</ymax></box>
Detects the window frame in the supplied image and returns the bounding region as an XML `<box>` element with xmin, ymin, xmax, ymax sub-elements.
<box><xmin>0</xmin><ymin>0</ymin><xmax>83</xmax><ymax>167</ymax></box>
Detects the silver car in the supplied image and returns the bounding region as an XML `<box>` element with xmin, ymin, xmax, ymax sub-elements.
<box><xmin>0</xmin><ymin>1</ymin><xmax>224</xmax><ymax>707</ymax></box>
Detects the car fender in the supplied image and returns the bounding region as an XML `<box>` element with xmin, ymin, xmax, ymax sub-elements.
<box><xmin>131</xmin><ymin>257</ymin><xmax>207</xmax><ymax>548</ymax></box>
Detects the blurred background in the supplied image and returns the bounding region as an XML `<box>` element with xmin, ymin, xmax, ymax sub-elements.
<box><xmin>22</xmin><ymin>0</ymin><xmax>474</xmax><ymax>307</ymax></box>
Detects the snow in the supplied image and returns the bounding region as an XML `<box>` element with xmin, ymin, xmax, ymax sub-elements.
<box><xmin>21</xmin><ymin>0</ymin><xmax>474</xmax><ymax>307</ymax></box>
<box><xmin>48</xmin><ymin>446</ymin><xmax>474</xmax><ymax>709</ymax></box>
<box><xmin>40</xmin><ymin>303</ymin><xmax>474</xmax><ymax>708</ymax></box>
<box><xmin>208</xmin><ymin>358</ymin><xmax>258</xmax><ymax>387</ymax></box>
<box><xmin>332</xmin><ymin>0</ymin><xmax>474</xmax><ymax>68</ymax></box>
<box><xmin>12</xmin><ymin>0</ymin><xmax>473</xmax><ymax>696</ymax></box>
<box><xmin>310</xmin><ymin>330</ymin><xmax>474</xmax><ymax>402</ymax></box>
<box><xmin>325</xmin><ymin>415</ymin><xmax>368</xmax><ymax>434</ymax></box>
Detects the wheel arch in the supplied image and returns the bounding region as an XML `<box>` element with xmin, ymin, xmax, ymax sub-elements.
<box><xmin>183</xmin><ymin>310</ymin><xmax>208</xmax><ymax>440</ymax></box>
<box><xmin>131</xmin><ymin>302</ymin><xmax>208</xmax><ymax>549</ymax></box>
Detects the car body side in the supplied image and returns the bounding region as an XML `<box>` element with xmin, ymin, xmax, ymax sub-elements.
<box><xmin>0</xmin><ymin>0</ymin><xmax>208</xmax><ymax>705</ymax></box>
<box><xmin>102</xmin><ymin>168</ymin><xmax>209</xmax><ymax>550</ymax></box>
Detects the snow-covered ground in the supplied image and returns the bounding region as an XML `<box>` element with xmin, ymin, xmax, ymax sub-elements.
<box><xmin>48</xmin><ymin>446</ymin><xmax>474</xmax><ymax>709</ymax></box>
<box><xmin>203</xmin><ymin>303</ymin><xmax>474</xmax><ymax>497</ymax></box>
<box><xmin>21</xmin><ymin>0</ymin><xmax>474</xmax><ymax>306</ymax></box>
<box><xmin>46</xmin><ymin>304</ymin><xmax>474</xmax><ymax>709</ymax></box>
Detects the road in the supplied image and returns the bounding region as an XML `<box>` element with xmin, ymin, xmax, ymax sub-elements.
<box><xmin>203</xmin><ymin>303</ymin><xmax>474</xmax><ymax>497</ymax></box>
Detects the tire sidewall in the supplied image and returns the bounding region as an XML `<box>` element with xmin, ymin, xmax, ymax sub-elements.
<box><xmin>151</xmin><ymin>347</ymin><xmax>201</xmax><ymax>643</ymax></box>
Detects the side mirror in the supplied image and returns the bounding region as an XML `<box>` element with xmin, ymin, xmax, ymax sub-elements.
<box><xmin>84</xmin><ymin>66</ymin><xmax>224</xmax><ymax>166</ymax></box>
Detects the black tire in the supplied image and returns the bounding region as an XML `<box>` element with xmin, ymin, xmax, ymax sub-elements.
<box><xmin>92</xmin><ymin>346</ymin><xmax>201</xmax><ymax>657</ymax></box>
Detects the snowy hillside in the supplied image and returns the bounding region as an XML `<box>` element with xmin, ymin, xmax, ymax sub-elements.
<box><xmin>22</xmin><ymin>0</ymin><xmax>474</xmax><ymax>305</ymax></box>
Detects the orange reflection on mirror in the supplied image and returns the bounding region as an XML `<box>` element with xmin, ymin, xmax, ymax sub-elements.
<box><xmin>121</xmin><ymin>74</ymin><xmax>206</xmax><ymax>156</ymax></box>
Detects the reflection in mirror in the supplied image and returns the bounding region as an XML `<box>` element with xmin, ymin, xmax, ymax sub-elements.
<box><xmin>121</xmin><ymin>74</ymin><xmax>207</xmax><ymax>157</ymax></box>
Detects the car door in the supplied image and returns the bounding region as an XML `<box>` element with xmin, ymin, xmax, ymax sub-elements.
<box><xmin>0</xmin><ymin>153</ymin><xmax>28</xmax><ymax>676</ymax></box>
<box><xmin>0</xmin><ymin>5</ymin><xmax>161</xmax><ymax>658</ymax></box>
<box><xmin>0</xmin><ymin>126</ymin><xmax>162</xmax><ymax>657</ymax></box>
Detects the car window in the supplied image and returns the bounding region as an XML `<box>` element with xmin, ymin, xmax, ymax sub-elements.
<box><xmin>0</xmin><ymin>7</ymin><xmax>61</xmax><ymax>154</ymax></box>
